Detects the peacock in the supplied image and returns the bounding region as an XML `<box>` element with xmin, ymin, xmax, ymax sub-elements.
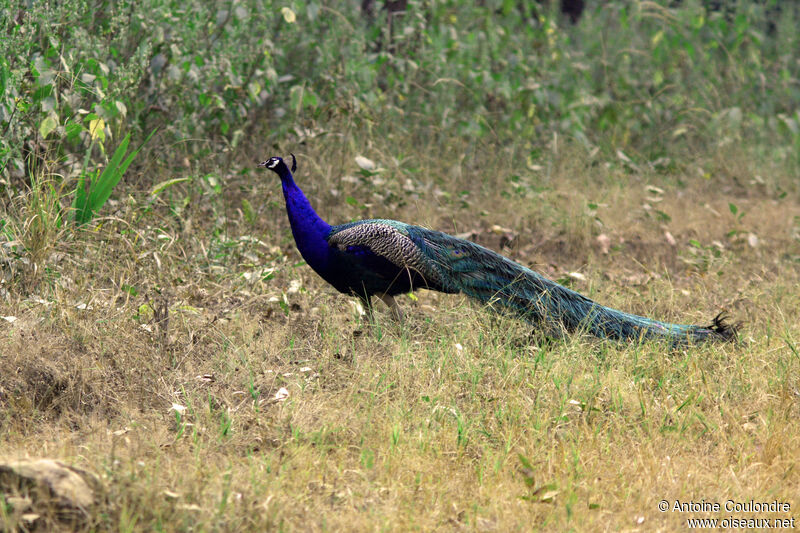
<box><xmin>258</xmin><ymin>154</ymin><xmax>737</xmax><ymax>345</ymax></box>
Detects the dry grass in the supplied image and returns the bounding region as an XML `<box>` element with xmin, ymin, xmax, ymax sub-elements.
<box><xmin>1</xmin><ymin>137</ymin><xmax>799</xmax><ymax>531</ymax></box>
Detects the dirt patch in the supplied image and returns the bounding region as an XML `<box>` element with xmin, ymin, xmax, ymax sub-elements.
<box><xmin>0</xmin><ymin>322</ymin><xmax>115</xmax><ymax>423</ymax></box>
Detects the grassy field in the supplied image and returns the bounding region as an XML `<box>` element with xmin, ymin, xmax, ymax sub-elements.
<box><xmin>2</xmin><ymin>138</ymin><xmax>799</xmax><ymax>530</ymax></box>
<box><xmin>2</xmin><ymin>1</ymin><xmax>800</xmax><ymax>531</ymax></box>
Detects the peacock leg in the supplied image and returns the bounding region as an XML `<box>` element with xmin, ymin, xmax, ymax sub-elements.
<box><xmin>376</xmin><ymin>293</ymin><xmax>404</xmax><ymax>322</ymax></box>
<box><xmin>357</xmin><ymin>294</ymin><xmax>375</xmax><ymax>323</ymax></box>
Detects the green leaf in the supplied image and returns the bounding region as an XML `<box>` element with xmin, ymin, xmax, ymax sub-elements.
<box><xmin>303</xmin><ymin>88</ymin><xmax>318</xmax><ymax>108</ymax></box>
<box><xmin>278</xmin><ymin>298</ymin><xmax>290</xmax><ymax>316</ymax></box>
<box><xmin>247</xmin><ymin>81</ymin><xmax>261</xmax><ymax>102</ymax></box>
<box><xmin>518</xmin><ymin>453</ymin><xmax>534</xmax><ymax>471</ymax></box>
<box><xmin>517</xmin><ymin>454</ymin><xmax>536</xmax><ymax>487</ymax></box>
<box><xmin>72</xmin><ymin>172</ymin><xmax>90</xmax><ymax>224</ymax></box>
<box><xmin>74</xmin><ymin>129</ymin><xmax>156</xmax><ymax>224</ymax></box>
<box><xmin>65</xmin><ymin>121</ymin><xmax>84</xmax><ymax>143</ymax></box>
<box><xmin>80</xmin><ymin>133</ymin><xmax>131</xmax><ymax>221</ymax></box>
<box><xmin>121</xmin><ymin>284</ymin><xmax>139</xmax><ymax>296</ymax></box>
<box><xmin>137</xmin><ymin>303</ymin><xmax>154</xmax><ymax>322</ymax></box>
<box><xmin>655</xmin><ymin>210</ymin><xmax>671</xmax><ymax>223</ymax></box>
<box><xmin>89</xmin><ymin>117</ymin><xmax>106</xmax><ymax>143</ymax></box>
<box><xmin>39</xmin><ymin>116</ymin><xmax>57</xmax><ymax>138</ymax></box>
<box><xmin>0</xmin><ymin>59</ymin><xmax>8</xmax><ymax>95</ymax></box>
<box><xmin>242</xmin><ymin>198</ymin><xmax>256</xmax><ymax>224</ymax></box>
<box><xmin>728</xmin><ymin>203</ymin><xmax>738</xmax><ymax>216</ymax></box>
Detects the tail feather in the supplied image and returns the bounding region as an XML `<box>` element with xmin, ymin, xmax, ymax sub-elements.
<box><xmin>412</xmin><ymin>227</ymin><xmax>738</xmax><ymax>345</ymax></box>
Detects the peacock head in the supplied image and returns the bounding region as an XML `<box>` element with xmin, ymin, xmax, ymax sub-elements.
<box><xmin>258</xmin><ymin>154</ymin><xmax>297</xmax><ymax>176</ymax></box>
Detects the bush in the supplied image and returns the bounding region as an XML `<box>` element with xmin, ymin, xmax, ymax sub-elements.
<box><xmin>1</xmin><ymin>0</ymin><xmax>798</xmax><ymax>193</ymax></box>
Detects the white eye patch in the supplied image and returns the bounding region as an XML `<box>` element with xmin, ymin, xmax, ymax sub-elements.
<box><xmin>267</xmin><ymin>159</ymin><xmax>280</xmax><ymax>169</ymax></box>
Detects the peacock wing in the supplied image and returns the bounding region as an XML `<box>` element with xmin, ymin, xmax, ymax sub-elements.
<box><xmin>326</xmin><ymin>220</ymin><xmax>447</xmax><ymax>290</ymax></box>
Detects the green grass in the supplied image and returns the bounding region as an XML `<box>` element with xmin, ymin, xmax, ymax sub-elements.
<box><xmin>1</xmin><ymin>1</ymin><xmax>800</xmax><ymax>530</ymax></box>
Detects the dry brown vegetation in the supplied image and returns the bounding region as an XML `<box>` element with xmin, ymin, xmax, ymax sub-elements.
<box><xmin>1</xmin><ymin>135</ymin><xmax>799</xmax><ymax>531</ymax></box>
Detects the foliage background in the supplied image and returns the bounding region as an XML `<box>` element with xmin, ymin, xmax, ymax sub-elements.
<box><xmin>2</xmin><ymin>0</ymin><xmax>798</xmax><ymax>185</ymax></box>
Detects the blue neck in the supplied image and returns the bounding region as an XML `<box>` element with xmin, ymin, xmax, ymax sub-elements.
<box><xmin>279</xmin><ymin>171</ymin><xmax>332</xmax><ymax>269</ymax></box>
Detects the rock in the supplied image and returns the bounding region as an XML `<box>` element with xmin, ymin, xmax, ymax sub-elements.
<box><xmin>0</xmin><ymin>458</ymin><xmax>97</xmax><ymax>514</ymax></box>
